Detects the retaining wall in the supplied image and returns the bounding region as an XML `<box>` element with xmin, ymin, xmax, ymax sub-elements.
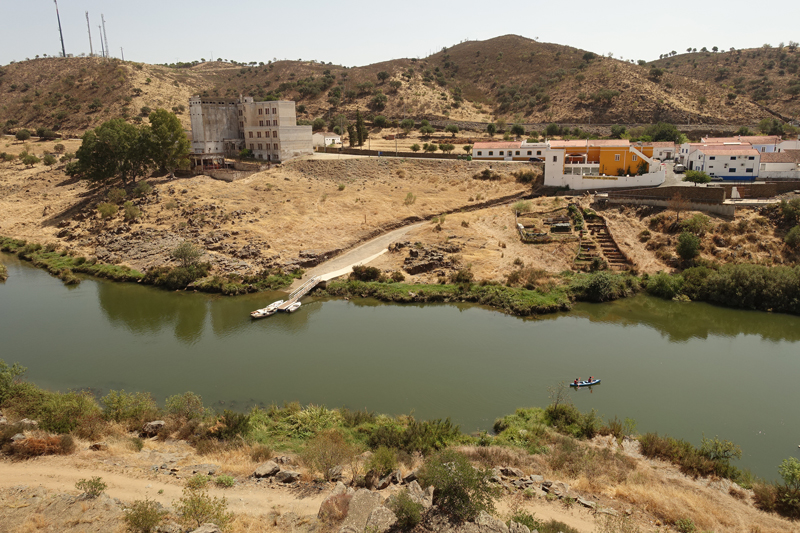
<box><xmin>608</xmin><ymin>185</ymin><xmax>726</xmax><ymax>203</ymax></box>
<box><xmin>713</xmin><ymin>181</ymin><xmax>800</xmax><ymax>198</ymax></box>
<box><xmin>607</xmin><ymin>197</ymin><xmax>735</xmax><ymax>217</ymax></box>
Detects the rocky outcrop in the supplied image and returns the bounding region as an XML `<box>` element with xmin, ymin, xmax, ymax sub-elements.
<box><xmin>253</xmin><ymin>461</ymin><xmax>280</xmax><ymax>478</ymax></box>
<box><xmin>140</xmin><ymin>420</ymin><xmax>165</xmax><ymax>438</ymax></box>
<box><xmin>364</xmin><ymin>506</ymin><xmax>397</xmax><ymax>533</ymax></box>
<box><xmin>401</xmin><ymin>242</ymin><xmax>463</xmax><ymax>274</ymax></box>
<box><xmin>339</xmin><ymin>489</ymin><xmax>383</xmax><ymax>533</ymax></box>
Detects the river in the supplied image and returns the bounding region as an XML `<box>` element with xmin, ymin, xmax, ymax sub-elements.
<box><xmin>1</xmin><ymin>252</ymin><xmax>799</xmax><ymax>479</ymax></box>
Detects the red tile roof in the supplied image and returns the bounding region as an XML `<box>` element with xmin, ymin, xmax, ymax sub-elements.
<box><xmin>702</xmin><ymin>135</ymin><xmax>781</xmax><ymax>145</ymax></box>
<box><xmin>549</xmin><ymin>139</ymin><xmax>630</xmax><ymax>148</ymax></box>
<box><xmin>473</xmin><ymin>142</ymin><xmax>522</xmax><ymax>149</ymax></box>
<box><xmin>703</xmin><ymin>148</ymin><xmax>760</xmax><ymax>156</ymax></box>
<box><xmin>761</xmin><ymin>150</ymin><xmax>800</xmax><ymax>163</ymax></box>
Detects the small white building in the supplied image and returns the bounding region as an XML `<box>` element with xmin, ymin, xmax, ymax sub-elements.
<box><xmin>312</xmin><ymin>132</ymin><xmax>342</xmax><ymax>147</ymax></box>
<box><xmin>701</xmin><ymin>135</ymin><xmax>782</xmax><ymax>153</ymax></box>
<box><xmin>683</xmin><ymin>143</ymin><xmax>760</xmax><ymax>180</ymax></box>
<box><xmin>759</xmin><ymin>150</ymin><xmax>800</xmax><ymax>179</ymax></box>
<box><xmin>641</xmin><ymin>142</ymin><xmax>675</xmax><ymax>161</ymax></box>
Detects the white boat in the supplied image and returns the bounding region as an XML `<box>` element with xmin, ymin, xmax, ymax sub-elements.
<box><xmin>250</xmin><ymin>300</ymin><xmax>284</xmax><ymax>319</ymax></box>
<box><xmin>285</xmin><ymin>301</ymin><xmax>302</xmax><ymax>313</ymax></box>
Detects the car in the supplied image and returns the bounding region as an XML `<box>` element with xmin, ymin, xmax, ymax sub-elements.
<box><xmin>529</xmin><ymin>157</ymin><xmax>543</xmax><ymax>162</ymax></box>
<box><xmin>673</xmin><ymin>163</ymin><xmax>686</xmax><ymax>173</ymax></box>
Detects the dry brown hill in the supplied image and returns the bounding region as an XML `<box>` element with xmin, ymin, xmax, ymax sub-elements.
<box><xmin>0</xmin><ymin>36</ymin><xmax>783</xmax><ymax>139</ymax></box>
<box><xmin>650</xmin><ymin>44</ymin><xmax>800</xmax><ymax>122</ymax></box>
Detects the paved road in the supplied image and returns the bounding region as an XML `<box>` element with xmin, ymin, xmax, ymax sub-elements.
<box><xmin>288</xmin><ymin>222</ymin><xmax>425</xmax><ymax>290</ymax></box>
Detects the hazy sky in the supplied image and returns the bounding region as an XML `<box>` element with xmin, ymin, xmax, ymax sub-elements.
<box><xmin>1</xmin><ymin>1</ymin><xmax>798</xmax><ymax>67</ymax></box>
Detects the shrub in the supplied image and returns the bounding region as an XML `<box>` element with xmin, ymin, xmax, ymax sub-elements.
<box><xmin>512</xmin><ymin>169</ymin><xmax>538</xmax><ymax>184</ymax></box>
<box><xmin>5</xmin><ymin>435</ymin><xmax>75</xmax><ymax>458</ymax></box>
<box><xmin>173</xmin><ymin>486</ymin><xmax>233</xmax><ymax>530</ymax></box>
<box><xmin>15</xmin><ymin>129</ymin><xmax>31</xmax><ymax>141</ymax></box>
<box><xmin>301</xmin><ymin>430</ymin><xmax>359</xmax><ymax>481</ymax></box>
<box><xmin>101</xmin><ymin>390</ymin><xmax>159</xmax><ymax>430</ymax></box>
<box><xmin>391</xmin><ymin>271</ymin><xmax>405</xmax><ymax>282</ymax></box>
<box><xmin>367</xmin><ymin>418</ymin><xmax>460</xmax><ymax>455</ymax></box>
<box><xmin>171</xmin><ymin>241</ymin><xmax>202</xmax><ymax>267</ymax></box>
<box><xmin>108</xmin><ymin>188</ymin><xmax>127</xmax><ymax>204</ymax></box>
<box><xmin>404</xmin><ymin>192</ymin><xmax>416</xmax><ymax>206</ymax></box>
<box><xmin>569</xmin><ymin>271</ymin><xmax>637</xmax><ymax>302</ymax></box>
<box><xmin>512</xmin><ymin>201</ymin><xmax>532</xmax><ymax>213</ymax></box>
<box><xmin>165</xmin><ymin>392</ymin><xmax>206</xmax><ymax>421</ymax></box>
<box><xmin>366</xmin><ymin>446</ymin><xmax>398</xmax><ymax>478</ymax></box>
<box><xmin>507</xmin><ymin>511</ymin><xmax>542</xmax><ymax>532</ymax></box>
<box><xmin>53</xmin><ymin>143</ymin><xmax>65</xmax><ymax>154</ymax></box>
<box><xmin>215</xmin><ymin>410</ymin><xmax>250</xmax><ymax>441</ymax></box>
<box><xmin>0</xmin><ymin>360</ymin><xmax>27</xmax><ymax>404</ymax></box>
<box><xmin>785</xmin><ymin>225</ymin><xmax>800</xmax><ymax>248</ymax></box>
<box><xmin>350</xmin><ymin>265</ymin><xmax>382</xmax><ymax>282</ymax></box>
<box><xmin>97</xmin><ymin>202</ymin><xmax>118</xmax><ymax>219</ymax></box>
<box><xmin>21</xmin><ymin>154</ymin><xmax>40</xmax><ymax>166</ymax></box>
<box><xmin>250</xmin><ymin>444</ymin><xmax>272</xmax><ymax>462</ymax></box>
<box><xmin>676</xmin><ymin>232</ymin><xmax>700</xmax><ymax>260</ymax></box>
<box><xmin>39</xmin><ymin>391</ymin><xmax>102</xmax><ymax>434</ymax></box>
<box><xmin>681</xmin><ymin>214</ymin><xmax>711</xmax><ymax>235</ymax></box>
<box><xmin>645</xmin><ymin>272</ymin><xmax>684</xmax><ymax>299</ymax></box>
<box><xmin>418</xmin><ymin>449</ymin><xmax>497</xmax><ymax>521</ymax></box>
<box><xmin>780</xmin><ymin>198</ymin><xmax>800</xmax><ymax>225</ymax></box>
<box><xmin>43</xmin><ymin>154</ymin><xmax>57</xmax><ymax>166</ymax></box>
<box><xmin>123</xmin><ymin>497</ymin><xmax>168</xmax><ymax>533</ymax></box>
<box><xmin>76</xmin><ymin>477</ymin><xmax>107</xmax><ymax>498</ymax></box>
<box><xmin>123</xmin><ymin>201</ymin><xmax>141</xmax><ymax>221</ymax></box>
<box><xmin>675</xmin><ymin>518</ymin><xmax>697</xmax><ymax>533</ymax></box>
<box><xmin>215</xmin><ymin>475</ymin><xmax>236</xmax><ymax>488</ymax></box>
<box><xmin>133</xmin><ymin>181</ymin><xmax>152</xmax><ymax>197</ymax></box>
<box><xmin>389</xmin><ymin>489</ymin><xmax>423</xmax><ymax>531</ymax></box>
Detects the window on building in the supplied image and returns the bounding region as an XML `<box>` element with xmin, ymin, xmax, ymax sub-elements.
<box><xmin>515</xmin><ymin>151</ymin><xmax>520</xmax><ymax>156</ymax></box>
<box><xmin>499</xmin><ymin>151</ymin><xmax>504</xmax><ymax>156</ymax></box>
<box><xmin>553</xmin><ymin>156</ymin><xmax>557</xmax><ymax>162</ymax></box>
<box><xmin>489</xmin><ymin>151</ymin><xmax>494</xmax><ymax>156</ymax></box>
<box><xmin>537</xmin><ymin>150</ymin><xmax>542</xmax><ymax>155</ymax></box>
<box><xmin>709</xmin><ymin>156</ymin><xmax>715</xmax><ymax>160</ymax></box>
<box><xmin>632</xmin><ymin>155</ymin><xmax>638</xmax><ymax>161</ymax></box>
<box><xmin>249</xmin><ymin>144</ymin><xmax>254</xmax><ymax>150</ymax></box>
<box><xmin>746</xmin><ymin>168</ymin><xmax>753</xmax><ymax>173</ymax></box>
<box><xmin>273</xmin><ymin>131</ymin><xmax>277</xmax><ymax>137</ymax></box>
<box><xmin>258</xmin><ymin>109</ymin><xmax>262</xmax><ymax>115</ymax></box>
<box><xmin>248</xmin><ymin>132</ymin><xmax>253</xmax><ymax>138</ymax></box>
<box><xmin>239</xmin><ymin>122</ymin><xmax>243</xmax><ymax>129</ymax></box>
<box><xmin>273</xmin><ymin>143</ymin><xmax>278</xmax><ymax>150</ymax></box>
<box><xmin>730</xmin><ymin>168</ymin><xmax>736</xmax><ymax>173</ymax></box>
<box><xmin>730</xmin><ymin>156</ymin><xmax>736</xmax><ymax>160</ymax></box>
<box><xmin>749</xmin><ymin>156</ymin><xmax>755</xmax><ymax>160</ymax></box>
<box><xmin>238</xmin><ymin>110</ymin><xmax>242</xmax><ymax>116</ymax></box>
<box><xmin>257</xmin><ymin>132</ymin><xmax>261</xmax><ymax>138</ymax></box>
<box><xmin>762</xmin><ymin>147</ymin><xmax>766</xmax><ymax>152</ymax></box>
<box><xmin>257</xmin><ymin>143</ymin><xmax>262</xmax><ymax>150</ymax></box>
<box><xmin>273</xmin><ymin>120</ymin><xmax>278</xmax><ymax>126</ymax></box>
<box><xmin>272</xmin><ymin>108</ymin><xmax>277</xmax><ymax>114</ymax></box>
<box><xmin>614</xmin><ymin>155</ymin><xmax>620</xmax><ymax>161</ymax></box>
<box><xmin>527</xmin><ymin>151</ymin><xmax>532</xmax><ymax>155</ymax></box>
<box><xmin>259</xmin><ymin>120</ymin><xmax>264</xmax><ymax>126</ymax></box>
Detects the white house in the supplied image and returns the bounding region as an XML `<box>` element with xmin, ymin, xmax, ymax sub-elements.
<box><xmin>641</xmin><ymin>142</ymin><xmax>676</xmax><ymax>161</ymax></box>
<box><xmin>759</xmin><ymin>150</ymin><xmax>800</xmax><ymax>179</ymax></box>
<box><xmin>701</xmin><ymin>135</ymin><xmax>782</xmax><ymax>153</ymax></box>
<box><xmin>684</xmin><ymin>143</ymin><xmax>760</xmax><ymax>180</ymax></box>
<box><xmin>312</xmin><ymin>132</ymin><xmax>342</xmax><ymax>148</ymax></box>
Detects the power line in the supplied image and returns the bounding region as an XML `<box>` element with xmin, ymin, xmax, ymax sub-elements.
<box><xmin>53</xmin><ymin>0</ymin><xmax>66</xmax><ymax>58</ymax></box>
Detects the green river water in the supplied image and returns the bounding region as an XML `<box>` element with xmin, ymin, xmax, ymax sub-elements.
<box><xmin>1</xmin><ymin>252</ymin><xmax>799</xmax><ymax>479</ymax></box>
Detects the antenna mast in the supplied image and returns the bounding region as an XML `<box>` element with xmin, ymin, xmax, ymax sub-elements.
<box><xmin>98</xmin><ymin>26</ymin><xmax>105</xmax><ymax>58</ymax></box>
<box><xmin>54</xmin><ymin>0</ymin><xmax>66</xmax><ymax>58</ymax></box>
<box><xmin>101</xmin><ymin>14</ymin><xmax>110</xmax><ymax>59</ymax></box>
<box><xmin>85</xmin><ymin>12</ymin><xmax>94</xmax><ymax>57</ymax></box>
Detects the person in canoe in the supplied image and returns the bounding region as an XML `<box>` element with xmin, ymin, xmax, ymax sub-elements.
<box><xmin>574</xmin><ymin>378</ymin><xmax>579</xmax><ymax>386</ymax></box>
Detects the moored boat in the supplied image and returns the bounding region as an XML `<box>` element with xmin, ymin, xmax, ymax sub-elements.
<box><xmin>285</xmin><ymin>301</ymin><xmax>302</xmax><ymax>313</ymax></box>
<box><xmin>250</xmin><ymin>300</ymin><xmax>285</xmax><ymax>319</ymax></box>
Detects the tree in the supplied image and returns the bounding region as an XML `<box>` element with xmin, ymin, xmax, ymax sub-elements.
<box><xmin>312</xmin><ymin>118</ymin><xmax>325</xmax><ymax>131</ymax></box>
<box><xmin>440</xmin><ymin>143</ymin><xmax>455</xmax><ymax>153</ymax></box>
<box><xmin>676</xmin><ymin>232</ymin><xmax>700</xmax><ymax>261</ymax></box>
<box><xmin>445</xmin><ymin>124</ymin><xmax>459</xmax><ymax>137</ymax></box>
<box><xmin>610</xmin><ymin>124</ymin><xmax>626</xmax><ymax>139</ymax></box>
<box><xmin>683</xmin><ymin>169</ymin><xmax>711</xmax><ymax>186</ymax></box>
<box><xmin>15</xmin><ymin>129</ymin><xmax>31</xmax><ymax>141</ymax></box>
<box><xmin>759</xmin><ymin>117</ymin><xmax>785</xmax><ymax>136</ymax></box>
<box><xmin>668</xmin><ymin>192</ymin><xmax>689</xmax><ymax>222</ymax></box>
<box><xmin>463</xmin><ymin>145</ymin><xmax>472</xmax><ymax>153</ymax></box>
<box><xmin>643</xmin><ymin>122</ymin><xmax>682</xmax><ymax>144</ymax></box>
<box><xmin>140</xmin><ymin>106</ymin><xmax>151</xmax><ymax>117</ymax></box>
<box><xmin>347</xmin><ymin>124</ymin><xmax>357</xmax><ymax>147</ymax></box>
<box><xmin>377</xmin><ymin>71</ymin><xmax>390</xmax><ymax>83</ymax></box>
<box><xmin>370</xmin><ymin>91</ymin><xmax>387</xmax><ymax>111</ymax></box>
<box><xmin>148</xmin><ymin>109</ymin><xmax>190</xmax><ymax>178</ymax></box>
<box><xmin>495</xmin><ymin>118</ymin><xmax>507</xmax><ymax>132</ymax></box>
<box><xmin>373</xmin><ymin>115</ymin><xmax>388</xmax><ymax>128</ymax></box>
<box><xmin>410</xmin><ymin>144</ymin><xmax>420</xmax><ymax>152</ymax></box>
<box><xmin>171</xmin><ymin>241</ymin><xmax>202</xmax><ymax>267</ymax></box>
<box><xmin>389</xmin><ymin>80</ymin><xmax>402</xmax><ymax>93</ymax></box>
<box><xmin>73</xmin><ymin>119</ymin><xmax>151</xmax><ymax>185</ymax></box>
<box><xmin>700</xmin><ymin>435</ymin><xmax>742</xmax><ymax>463</ymax></box>
<box><xmin>510</xmin><ymin>124</ymin><xmax>525</xmax><ymax>137</ymax></box>
<box><xmin>21</xmin><ymin>154</ymin><xmax>40</xmax><ymax>167</ymax></box>
<box><xmin>424</xmin><ymin>143</ymin><xmax>438</xmax><ymax>153</ymax></box>
<box><xmin>486</xmin><ymin>123</ymin><xmax>496</xmax><ymax>136</ymax></box>
<box><xmin>780</xmin><ymin>457</ymin><xmax>800</xmax><ymax>492</ymax></box>
<box><xmin>419</xmin><ymin>125</ymin><xmax>435</xmax><ymax>137</ymax></box>
<box><xmin>355</xmin><ymin>111</ymin><xmax>368</xmax><ymax>147</ymax></box>
<box><xmin>400</xmin><ymin>119</ymin><xmax>414</xmax><ymax>134</ymax></box>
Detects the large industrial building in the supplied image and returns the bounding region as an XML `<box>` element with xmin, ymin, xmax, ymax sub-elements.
<box><xmin>189</xmin><ymin>95</ymin><xmax>312</xmax><ymax>169</ymax></box>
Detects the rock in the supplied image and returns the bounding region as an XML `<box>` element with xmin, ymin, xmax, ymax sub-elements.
<box><xmin>189</xmin><ymin>525</ymin><xmax>222</xmax><ymax>533</ymax></box>
<box><xmin>253</xmin><ymin>461</ymin><xmax>280</xmax><ymax>478</ymax></box>
<box><xmin>0</xmin><ymin>414</ymin><xmax>7</xmax><ymax>426</ymax></box>
<box><xmin>11</xmin><ymin>433</ymin><xmax>26</xmax><ymax>442</ymax></box>
<box><xmin>318</xmin><ymin>491</ymin><xmax>352</xmax><ymax>522</ymax></box>
<box><xmin>19</xmin><ymin>418</ymin><xmax>38</xmax><ymax>428</ymax></box>
<box><xmin>508</xmin><ymin>521</ymin><xmax>531</xmax><ymax>533</ymax></box>
<box><xmin>528</xmin><ymin>475</ymin><xmax>544</xmax><ymax>483</ymax></box>
<box><xmin>141</xmin><ymin>420</ymin><xmax>165</xmax><ymax>437</ymax></box>
<box><xmin>330</xmin><ymin>481</ymin><xmax>349</xmax><ymax>497</ymax></box>
<box><xmin>577</xmin><ymin>497</ymin><xmax>596</xmax><ymax>509</ymax></box>
<box><xmin>376</xmin><ymin>474</ymin><xmax>393</xmax><ymax>490</ymax></box>
<box><xmin>405</xmin><ymin>480</ymin><xmax>433</xmax><ymax>508</ymax></box>
<box><xmin>273</xmin><ymin>455</ymin><xmax>292</xmax><ymax>464</ymax></box>
<box><xmin>402</xmin><ymin>470</ymin><xmax>418</xmax><ymax>484</ymax></box>
<box><xmin>461</xmin><ymin>511</ymin><xmax>509</xmax><ymax>533</ymax></box>
<box><xmin>501</xmin><ymin>467</ymin><xmax>525</xmax><ymax>478</ymax></box>
<box><xmin>327</xmin><ymin>465</ymin><xmax>344</xmax><ymax>482</ymax></box>
<box><xmin>89</xmin><ymin>442</ymin><xmax>108</xmax><ymax>451</ymax></box>
<box><xmin>191</xmin><ymin>464</ymin><xmax>219</xmax><ymax>475</ymax></box>
<box><xmin>542</xmin><ymin>481</ymin><xmax>569</xmax><ymax>498</ymax></box>
<box><xmin>339</xmin><ymin>488</ymin><xmax>383</xmax><ymax>533</ymax></box>
<box><xmin>365</xmin><ymin>506</ymin><xmax>397</xmax><ymax>533</ymax></box>
<box><xmin>275</xmin><ymin>470</ymin><xmax>301</xmax><ymax>483</ymax></box>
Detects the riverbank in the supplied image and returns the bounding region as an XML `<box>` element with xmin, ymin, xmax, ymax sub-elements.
<box><xmin>1</xmin><ymin>360</ymin><xmax>798</xmax><ymax>533</ymax></box>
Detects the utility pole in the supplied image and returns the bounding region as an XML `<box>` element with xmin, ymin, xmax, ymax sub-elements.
<box><xmin>98</xmin><ymin>26</ymin><xmax>105</xmax><ymax>58</ymax></box>
<box><xmin>101</xmin><ymin>14</ymin><xmax>110</xmax><ymax>59</ymax></box>
<box><xmin>53</xmin><ymin>0</ymin><xmax>66</xmax><ymax>58</ymax></box>
<box><xmin>120</xmin><ymin>47</ymin><xmax>124</xmax><ymax>61</ymax></box>
<box><xmin>85</xmin><ymin>12</ymin><xmax>93</xmax><ymax>57</ymax></box>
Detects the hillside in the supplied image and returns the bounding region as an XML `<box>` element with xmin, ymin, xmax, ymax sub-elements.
<box><xmin>0</xmin><ymin>35</ymin><xmax>784</xmax><ymax>139</ymax></box>
<box><xmin>650</xmin><ymin>44</ymin><xmax>800</xmax><ymax>123</ymax></box>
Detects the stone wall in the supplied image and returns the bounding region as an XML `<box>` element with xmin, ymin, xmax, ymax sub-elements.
<box><xmin>607</xmin><ymin>197</ymin><xmax>736</xmax><ymax>217</ymax></box>
<box><xmin>713</xmin><ymin>181</ymin><xmax>800</xmax><ymax>198</ymax></box>
<box><xmin>608</xmin><ymin>186</ymin><xmax>726</xmax><ymax>204</ymax></box>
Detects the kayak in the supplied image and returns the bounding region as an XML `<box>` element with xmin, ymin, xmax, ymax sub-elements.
<box><xmin>570</xmin><ymin>379</ymin><xmax>600</xmax><ymax>388</ymax></box>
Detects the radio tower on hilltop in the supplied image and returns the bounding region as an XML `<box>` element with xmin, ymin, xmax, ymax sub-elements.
<box><xmin>101</xmin><ymin>15</ymin><xmax>110</xmax><ymax>59</ymax></box>
<box><xmin>85</xmin><ymin>12</ymin><xmax>94</xmax><ymax>57</ymax></box>
<box><xmin>53</xmin><ymin>0</ymin><xmax>66</xmax><ymax>58</ymax></box>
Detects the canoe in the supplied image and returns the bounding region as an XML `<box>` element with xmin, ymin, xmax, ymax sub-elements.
<box><xmin>570</xmin><ymin>379</ymin><xmax>600</xmax><ymax>388</ymax></box>
<box><xmin>250</xmin><ymin>300</ymin><xmax>285</xmax><ymax>319</ymax></box>
<box><xmin>285</xmin><ymin>301</ymin><xmax>302</xmax><ymax>313</ymax></box>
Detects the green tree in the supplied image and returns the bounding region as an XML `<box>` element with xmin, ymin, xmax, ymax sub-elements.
<box><xmin>43</xmin><ymin>154</ymin><xmax>57</xmax><ymax>166</ymax></box>
<box><xmin>440</xmin><ymin>143</ymin><xmax>455</xmax><ymax>153</ymax></box>
<box><xmin>0</xmin><ymin>360</ymin><xmax>26</xmax><ymax>405</ymax></box>
<box><xmin>463</xmin><ymin>145</ymin><xmax>473</xmax><ymax>153</ymax></box>
<box><xmin>418</xmin><ymin>449</ymin><xmax>497</xmax><ymax>521</ymax></box>
<box><xmin>510</xmin><ymin>124</ymin><xmax>525</xmax><ymax>137</ymax></box>
<box><xmin>410</xmin><ymin>143</ymin><xmax>420</xmax><ymax>152</ymax></box>
<box><xmin>610</xmin><ymin>124</ymin><xmax>626</xmax><ymax>138</ymax></box>
<box><xmin>486</xmin><ymin>123</ymin><xmax>497</xmax><ymax>136</ymax></box>
<box><xmin>21</xmin><ymin>154</ymin><xmax>40</xmax><ymax>167</ymax></box>
<box><xmin>389</xmin><ymin>80</ymin><xmax>402</xmax><ymax>93</ymax></box>
<box><xmin>700</xmin><ymin>435</ymin><xmax>742</xmax><ymax>463</ymax></box>
<box><xmin>400</xmin><ymin>119</ymin><xmax>415</xmax><ymax>134</ymax></box>
<box><xmin>171</xmin><ymin>241</ymin><xmax>202</xmax><ymax>267</ymax></box>
<box><xmin>373</xmin><ymin>115</ymin><xmax>388</xmax><ymax>128</ymax></box>
<box><xmin>347</xmin><ymin>124</ymin><xmax>358</xmax><ymax>147</ymax></box>
<box><xmin>676</xmin><ymin>232</ymin><xmax>701</xmax><ymax>261</ymax></box>
<box><xmin>377</xmin><ymin>71</ymin><xmax>390</xmax><ymax>83</ymax></box>
<box><xmin>758</xmin><ymin>118</ymin><xmax>785</xmax><ymax>136</ymax></box>
<box><xmin>355</xmin><ymin>110</ymin><xmax>368</xmax><ymax>146</ymax></box>
<box><xmin>643</xmin><ymin>122</ymin><xmax>682</xmax><ymax>144</ymax></box>
<box><xmin>370</xmin><ymin>91</ymin><xmax>388</xmax><ymax>111</ymax></box>
<box><xmin>445</xmin><ymin>124</ymin><xmax>459</xmax><ymax>137</ymax></box>
<box><xmin>73</xmin><ymin>119</ymin><xmax>151</xmax><ymax>185</ymax></box>
<box><xmin>683</xmin><ymin>169</ymin><xmax>711</xmax><ymax>186</ymax></box>
<box><xmin>312</xmin><ymin>118</ymin><xmax>325</xmax><ymax>131</ymax></box>
<box><xmin>148</xmin><ymin>109</ymin><xmax>190</xmax><ymax>178</ymax></box>
<box><xmin>419</xmin><ymin>125</ymin><xmax>435</xmax><ymax>137</ymax></box>
<box><xmin>15</xmin><ymin>129</ymin><xmax>31</xmax><ymax>141</ymax></box>
<box><xmin>780</xmin><ymin>457</ymin><xmax>800</xmax><ymax>491</ymax></box>
<box><xmin>424</xmin><ymin>143</ymin><xmax>438</xmax><ymax>153</ymax></box>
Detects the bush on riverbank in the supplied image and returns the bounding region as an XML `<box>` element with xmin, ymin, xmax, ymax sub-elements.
<box><xmin>0</xmin><ymin>263</ymin><xmax>7</xmax><ymax>281</ymax></box>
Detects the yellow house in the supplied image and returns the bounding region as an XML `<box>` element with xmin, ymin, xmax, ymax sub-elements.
<box><xmin>549</xmin><ymin>140</ymin><xmax>653</xmax><ymax>176</ymax></box>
